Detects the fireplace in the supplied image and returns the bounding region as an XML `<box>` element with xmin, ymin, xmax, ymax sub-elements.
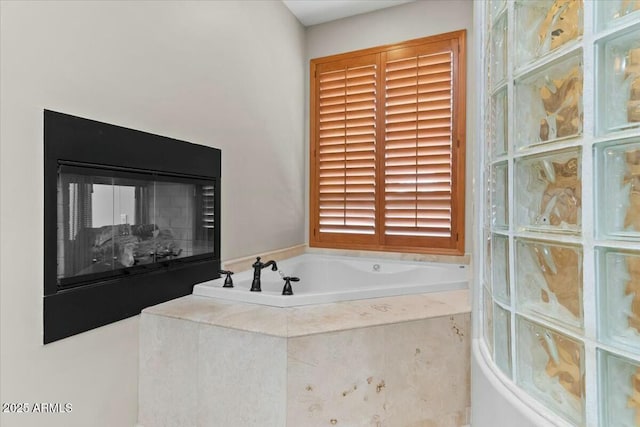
<box><xmin>44</xmin><ymin>111</ymin><xmax>221</xmax><ymax>343</ymax></box>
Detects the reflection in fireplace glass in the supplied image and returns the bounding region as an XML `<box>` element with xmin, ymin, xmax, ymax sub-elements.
<box><xmin>57</xmin><ymin>164</ymin><xmax>214</xmax><ymax>286</ymax></box>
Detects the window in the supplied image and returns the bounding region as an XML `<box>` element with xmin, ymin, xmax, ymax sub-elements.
<box><xmin>309</xmin><ymin>31</ymin><xmax>466</xmax><ymax>255</ymax></box>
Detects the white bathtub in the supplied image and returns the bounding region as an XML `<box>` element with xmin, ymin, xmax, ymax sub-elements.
<box><xmin>192</xmin><ymin>253</ymin><xmax>469</xmax><ymax>307</ymax></box>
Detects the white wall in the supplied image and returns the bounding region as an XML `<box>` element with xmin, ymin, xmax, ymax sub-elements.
<box><xmin>0</xmin><ymin>1</ymin><xmax>305</xmax><ymax>426</ymax></box>
<box><xmin>305</xmin><ymin>0</ymin><xmax>475</xmax><ymax>254</ymax></box>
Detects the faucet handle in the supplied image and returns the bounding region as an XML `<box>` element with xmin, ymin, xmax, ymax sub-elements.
<box><xmin>219</xmin><ymin>270</ymin><xmax>234</xmax><ymax>288</ymax></box>
<box><xmin>281</xmin><ymin>276</ymin><xmax>299</xmax><ymax>296</ymax></box>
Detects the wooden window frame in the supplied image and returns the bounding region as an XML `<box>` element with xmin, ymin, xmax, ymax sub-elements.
<box><xmin>310</xmin><ymin>30</ymin><xmax>466</xmax><ymax>256</ymax></box>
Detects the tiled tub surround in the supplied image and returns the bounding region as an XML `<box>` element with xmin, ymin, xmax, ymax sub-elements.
<box><xmin>138</xmin><ymin>289</ymin><xmax>470</xmax><ymax>427</ymax></box>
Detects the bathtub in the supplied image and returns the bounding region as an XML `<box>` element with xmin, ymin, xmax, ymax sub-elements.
<box><xmin>192</xmin><ymin>253</ymin><xmax>469</xmax><ymax>307</ymax></box>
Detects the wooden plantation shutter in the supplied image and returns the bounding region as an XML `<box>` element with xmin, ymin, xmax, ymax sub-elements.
<box><xmin>310</xmin><ymin>31</ymin><xmax>466</xmax><ymax>255</ymax></box>
<box><xmin>382</xmin><ymin>39</ymin><xmax>460</xmax><ymax>250</ymax></box>
<box><xmin>312</xmin><ymin>54</ymin><xmax>380</xmax><ymax>245</ymax></box>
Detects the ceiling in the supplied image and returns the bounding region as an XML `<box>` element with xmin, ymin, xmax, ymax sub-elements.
<box><xmin>282</xmin><ymin>0</ymin><xmax>415</xmax><ymax>27</ymax></box>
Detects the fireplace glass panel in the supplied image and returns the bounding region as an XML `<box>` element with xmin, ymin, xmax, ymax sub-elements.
<box><xmin>57</xmin><ymin>164</ymin><xmax>215</xmax><ymax>286</ymax></box>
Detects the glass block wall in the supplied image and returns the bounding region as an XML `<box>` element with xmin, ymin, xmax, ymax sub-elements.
<box><xmin>480</xmin><ymin>1</ymin><xmax>640</xmax><ymax>425</ymax></box>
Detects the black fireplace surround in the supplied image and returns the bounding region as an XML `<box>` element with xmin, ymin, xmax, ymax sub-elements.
<box><xmin>44</xmin><ymin>110</ymin><xmax>221</xmax><ymax>343</ymax></box>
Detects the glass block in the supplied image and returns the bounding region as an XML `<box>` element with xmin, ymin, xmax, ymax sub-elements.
<box><xmin>491</xmin><ymin>15</ymin><xmax>508</xmax><ymax>88</ymax></box>
<box><xmin>598</xmin><ymin>0</ymin><xmax>640</xmax><ymax>32</ymax></box>
<box><xmin>516</xmin><ymin>316</ymin><xmax>585</xmax><ymax>425</ymax></box>
<box><xmin>492</xmin><ymin>233</ymin><xmax>510</xmax><ymax>304</ymax></box>
<box><xmin>514</xmin><ymin>0</ymin><xmax>583</xmax><ymax>68</ymax></box>
<box><xmin>494</xmin><ymin>303</ymin><xmax>512</xmax><ymax>376</ymax></box>
<box><xmin>484</xmin><ymin>229</ymin><xmax>492</xmax><ymax>286</ymax></box>
<box><xmin>599</xmin><ymin>350</ymin><xmax>640</xmax><ymax>427</ymax></box>
<box><xmin>491</xmin><ymin>0</ymin><xmax>507</xmax><ymax>23</ymax></box>
<box><xmin>484</xmin><ymin>102</ymin><xmax>492</xmax><ymax>162</ymax></box>
<box><xmin>596</xmin><ymin>139</ymin><xmax>640</xmax><ymax>240</ymax></box>
<box><xmin>482</xmin><ymin>163</ymin><xmax>491</xmax><ymax>216</ymax></box>
<box><xmin>491</xmin><ymin>161</ymin><xmax>509</xmax><ymax>229</ymax></box>
<box><xmin>515</xmin><ymin>52</ymin><xmax>583</xmax><ymax>148</ymax></box>
<box><xmin>598</xmin><ymin>28</ymin><xmax>640</xmax><ymax>135</ymax></box>
<box><xmin>598</xmin><ymin>248</ymin><xmax>640</xmax><ymax>351</ymax></box>
<box><xmin>515</xmin><ymin>148</ymin><xmax>582</xmax><ymax>233</ymax></box>
<box><xmin>484</xmin><ymin>166</ymin><xmax>492</xmax><ymax>228</ymax></box>
<box><xmin>516</xmin><ymin>238</ymin><xmax>583</xmax><ymax>330</ymax></box>
<box><xmin>491</xmin><ymin>87</ymin><xmax>508</xmax><ymax>157</ymax></box>
<box><xmin>484</xmin><ymin>286</ymin><xmax>494</xmax><ymax>354</ymax></box>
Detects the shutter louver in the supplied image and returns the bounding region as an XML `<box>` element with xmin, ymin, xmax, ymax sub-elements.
<box><xmin>317</xmin><ymin>63</ymin><xmax>377</xmax><ymax>235</ymax></box>
<box><xmin>384</xmin><ymin>50</ymin><xmax>454</xmax><ymax>238</ymax></box>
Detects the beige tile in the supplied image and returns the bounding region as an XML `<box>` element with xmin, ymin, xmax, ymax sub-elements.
<box><xmin>197</xmin><ymin>326</ymin><xmax>287</xmax><ymax>427</ymax></box>
<box><xmin>286</xmin><ymin>314</ymin><xmax>471</xmax><ymax>426</ymax></box>
<box><xmin>383</xmin><ymin>314</ymin><xmax>471</xmax><ymax>427</ymax></box>
<box><xmin>285</xmin><ymin>300</ymin><xmax>372</xmax><ymax>337</ymax></box>
<box><xmin>144</xmin><ymin>295</ymin><xmax>290</xmax><ymax>337</ymax></box>
<box><xmin>286</xmin><ymin>290</ymin><xmax>470</xmax><ymax>337</ymax></box>
<box><xmin>139</xmin><ymin>309</ymin><xmax>471</xmax><ymax>427</ymax></box>
<box><xmin>141</xmin><ymin>277</ymin><xmax>471</xmax><ymax>427</ymax></box>
<box><xmin>144</xmin><ymin>290</ymin><xmax>470</xmax><ymax>339</ymax></box>
<box><xmin>142</xmin><ymin>295</ymin><xmax>223</xmax><ymax>321</ymax></box>
<box><xmin>138</xmin><ymin>313</ymin><xmax>199</xmax><ymax>427</ymax></box>
<box><xmin>287</xmin><ymin>326</ymin><xmax>388</xmax><ymax>426</ymax></box>
<box><xmin>199</xmin><ymin>302</ymin><xmax>290</xmax><ymax>336</ymax></box>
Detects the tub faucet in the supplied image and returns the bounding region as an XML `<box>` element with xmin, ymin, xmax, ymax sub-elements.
<box><xmin>250</xmin><ymin>256</ymin><xmax>278</xmax><ymax>292</ymax></box>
